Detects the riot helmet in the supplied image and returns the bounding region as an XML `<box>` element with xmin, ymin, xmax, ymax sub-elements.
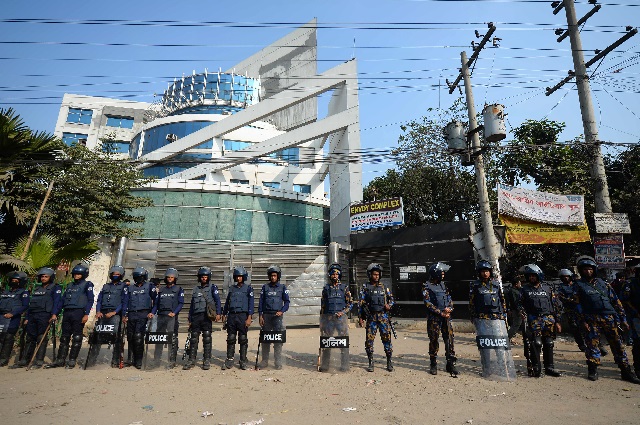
<box><xmin>476</xmin><ymin>260</ymin><xmax>493</xmax><ymax>276</ymax></box>
<box><xmin>232</xmin><ymin>266</ymin><xmax>248</xmax><ymax>283</ymax></box>
<box><xmin>37</xmin><ymin>267</ymin><xmax>56</xmax><ymax>284</ymax></box>
<box><xmin>328</xmin><ymin>263</ymin><xmax>342</xmax><ymax>280</ymax></box>
<box><xmin>367</xmin><ymin>263</ymin><xmax>383</xmax><ymax>280</ymax></box>
<box><xmin>429</xmin><ymin>262</ymin><xmax>451</xmax><ymax>281</ymax></box>
<box><xmin>71</xmin><ymin>264</ymin><xmax>89</xmax><ymax>280</ymax></box>
<box><xmin>164</xmin><ymin>267</ymin><xmax>179</xmax><ymax>284</ymax></box>
<box><xmin>522</xmin><ymin>264</ymin><xmax>544</xmax><ymax>283</ymax></box>
<box><xmin>197</xmin><ymin>266</ymin><xmax>212</xmax><ymax>283</ymax></box>
<box><xmin>132</xmin><ymin>266</ymin><xmax>148</xmax><ymax>283</ymax></box>
<box><xmin>267</xmin><ymin>265</ymin><xmax>282</xmax><ymax>280</ymax></box>
<box><xmin>7</xmin><ymin>270</ymin><xmax>28</xmax><ymax>288</ymax></box>
<box><xmin>109</xmin><ymin>265</ymin><xmax>125</xmax><ymax>282</ymax></box>
<box><xmin>558</xmin><ymin>269</ymin><xmax>573</xmax><ymax>278</ymax></box>
<box><xmin>576</xmin><ymin>256</ymin><xmax>598</xmax><ymax>278</ymax></box>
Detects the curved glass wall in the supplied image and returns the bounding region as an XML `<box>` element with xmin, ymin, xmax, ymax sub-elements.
<box><xmin>132</xmin><ymin>189</ymin><xmax>328</xmax><ymax>245</ymax></box>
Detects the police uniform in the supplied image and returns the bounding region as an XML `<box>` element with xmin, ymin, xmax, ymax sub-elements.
<box><xmin>17</xmin><ymin>270</ymin><xmax>62</xmax><ymax>368</ymax></box>
<box><xmin>0</xmin><ymin>275</ymin><xmax>30</xmax><ymax>366</ymax></box>
<box><xmin>620</xmin><ymin>272</ymin><xmax>640</xmax><ymax>377</ymax></box>
<box><xmin>556</xmin><ymin>278</ymin><xmax>586</xmax><ymax>351</ymax></box>
<box><xmin>520</xmin><ymin>279</ymin><xmax>562</xmax><ymax>377</ymax></box>
<box><xmin>126</xmin><ymin>280</ymin><xmax>156</xmax><ymax>369</ymax></box>
<box><xmin>258</xmin><ymin>281</ymin><xmax>290</xmax><ymax>369</ymax></box>
<box><xmin>87</xmin><ymin>280</ymin><xmax>129</xmax><ymax>367</ymax></box>
<box><xmin>574</xmin><ymin>273</ymin><xmax>639</xmax><ymax>382</ymax></box>
<box><xmin>468</xmin><ymin>279</ymin><xmax>506</xmax><ymax>322</ymax></box>
<box><xmin>423</xmin><ymin>280</ymin><xmax>456</xmax><ymax>375</ymax></box>
<box><xmin>222</xmin><ymin>281</ymin><xmax>254</xmax><ymax>370</ymax></box>
<box><xmin>49</xmin><ymin>266</ymin><xmax>94</xmax><ymax>369</ymax></box>
<box><xmin>151</xmin><ymin>281</ymin><xmax>184</xmax><ymax>367</ymax></box>
<box><xmin>185</xmin><ymin>281</ymin><xmax>221</xmax><ymax>370</ymax></box>
<box><xmin>504</xmin><ymin>282</ymin><xmax>523</xmax><ymax>340</ymax></box>
<box><xmin>360</xmin><ymin>282</ymin><xmax>395</xmax><ymax>371</ymax></box>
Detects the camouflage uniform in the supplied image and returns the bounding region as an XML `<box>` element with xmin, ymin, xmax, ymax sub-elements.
<box><xmin>360</xmin><ymin>284</ymin><xmax>395</xmax><ymax>365</ymax></box>
<box><xmin>468</xmin><ymin>279</ymin><xmax>507</xmax><ymax>322</ymax></box>
<box><xmin>423</xmin><ymin>281</ymin><xmax>456</xmax><ymax>373</ymax></box>
<box><xmin>556</xmin><ymin>279</ymin><xmax>586</xmax><ymax>351</ymax></box>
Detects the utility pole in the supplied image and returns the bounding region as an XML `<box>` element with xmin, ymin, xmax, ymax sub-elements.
<box><xmin>447</xmin><ymin>23</ymin><xmax>503</xmax><ymax>281</ymax></box>
<box><xmin>548</xmin><ymin>0</ymin><xmax>637</xmax><ymax>213</ymax></box>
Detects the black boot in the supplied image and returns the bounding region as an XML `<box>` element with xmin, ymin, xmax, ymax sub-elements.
<box><xmin>0</xmin><ymin>332</ymin><xmax>16</xmax><ymax>367</ymax></box>
<box><xmin>46</xmin><ymin>335</ymin><xmax>69</xmax><ymax>368</ymax></box>
<box><xmin>223</xmin><ymin>338</ymin><xmax>235</xmax><ymax>370</ymax></box>
<box><xmin>543</xmin><ymin>338</ymin><xmax>562</xmax><ymax>377</ymax></box>
<box><xmin>66</xmin><ymin>334</ymin><xmax>83</xmax><ymax>369</ymax></box>
<box><xmin>386</xmin><ymin>353</ymin><xmax>394</xmax><ymax>372</ymax></box>
<box><xmin>202</xmin><ymin>331</ymin><xmax>212</xmax><ymax>370</ymax></box>
<box><xmin>620</xmin><ymin>364</ymin><xmax>640</xmax><ymax>384</ymax></box>
<box><xmin>587</xmin><ymin>362</ymin><xmax>598</xmax><ymax>381</ymax></box>
<box><xmin>366</xmin><ymin>352</ymin><xmax>374</xmax><ymax>372</ymax></box>
<box><xmin>11</xmin><ymin>335</ymin><xmax>36</xmax><ymax>368</ymax></box>
<box><xmin>429</xmin><ymin>357</ymin><xmax>437</xmax><ymax>375</ymax></box>
<box><xmin>239</xmin><ymin>336</ymin><xmax>248</xmax><ymax>370</ymax></box>
<box><xmin>33</xmin><ymin>335</ymin><xmax>49</xmax><ymax>368</ymax></box>
<box><xmin>183</xmin><ymin>332</ymin><xmax>199</xmax><ymax>370</ymax></box>
<box><xmin>446</xmin><ymin>358</ymin><xmax>459</xmax><ymax>377</ymax></box>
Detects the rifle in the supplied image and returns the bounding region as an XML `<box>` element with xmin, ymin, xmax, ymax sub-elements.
<box><xmin>383</xmin><ymin>287</ymin><xmax>397</xmax><ymax>339</ymax></box>
<box><xmin>182</xmin><ymin>324</ymin><xmax>191</xmax><ymax>361</ymax></box>
<box><xmin>254</xmin><ymin>328</ymin><xmax>263</xmax><ymax>370</ymax></box>
<box><xmin>26</xmin><ymin>321</ymin><xmax>53</xmax><ymax>370</ymax></box>
<box><xmin>522</xmin><ymin>316</ymin><xmax>535</xmax><ymax>377</ymax></box>
<box><xmin>51</xmin><ymin>318</ymin><xmax>57</xmax><ymax>363</ymax></box>
<box><xmin>119</xmin><ymin>319</ymin><xmax>127</xmax><ymax>369</ymax></box>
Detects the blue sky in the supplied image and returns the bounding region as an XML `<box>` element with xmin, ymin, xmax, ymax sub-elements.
<box><xmin>1</xmin><ymin>0</ymin><xmax>638</xmax><ymax>186</ymax></box>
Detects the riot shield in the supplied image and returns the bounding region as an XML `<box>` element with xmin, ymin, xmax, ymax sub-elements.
<box><xmin>474</xmin><ymin>318</ymin><xmax>516</xmax><ymax>381</ymax></box>
<box><xmin>257</xmin><ymin>314</ymin><xmax>287</xmax><ymax>370</ymax></box>
<box><xmin>84</xmin><ymin>315</ymin><xmax>123</xmax><ymax>369</ymax></box>
<box><xmin>0</xmin><ymin>316</ymin><xmax>10</xmax><ymax>334</ymax></box>
<box><xmin>318</xmin><ymin>314</ymin><xmax>350</xmax><ymax>373</ymax></box>
<box><xmin>144</xmin><ymin>315</ymin><xmax>176</xmax><ymax>370</ymax></box>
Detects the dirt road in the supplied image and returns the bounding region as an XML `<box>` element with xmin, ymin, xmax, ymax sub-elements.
<box><xmin>0</xmin><ymin>324</ymin><xmax>638</xmax><ymax>425</ymax></box>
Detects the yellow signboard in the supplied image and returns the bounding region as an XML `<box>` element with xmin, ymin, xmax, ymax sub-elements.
<box><xmin>499</xmin><ymin>215</ymin><xmax>590</xmax><ymax>244</ymax></box>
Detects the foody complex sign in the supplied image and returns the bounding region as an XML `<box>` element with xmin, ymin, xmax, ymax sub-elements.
<box><xmin>350</xmin><ymin>197</ymin><xmax>404</xmax><ymax>231</ymax></box>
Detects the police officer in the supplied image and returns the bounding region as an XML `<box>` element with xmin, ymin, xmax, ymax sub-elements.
<box><xmin>573</xmin><ymin>257</ymin><xmax>640</xmax><ymax>383</ymax></box>
<box><xmin>359</xmin><ymin>263</ymin><xmax>395</xmax><ymax>372</ymax></box>
<box><xmin>319</xmin><ymin>263</ymin><xmax>352</xmax><ymax>372</ymax></box>
<box><xmin>222</xmin><ymin>266</ymin><xmax>254</xmax><ymax>370</ymax></box>
<box><xmin>504</xmin><ymin>277</ymin><xmax>523</xmax><ymax>342</ymax></box>
<box><xmin>47</xmin><ymin>264</ymin><xmax>94</xmax><ymax>369</ymax></box>
<box><xmin>519</xmin><ymin>264</ymin><xmax>562</xmax><ymax>377</ymax></box>
<box><xmin>468</xmin><ymin>260</ymin><xmax>506</xmax><ymax>322</ymax></box>
<box><xmin>185</xmin><ymin>266</ymin><xmax>221</xmax><ymax>370</ymax></box>
<box><xmin>0</xmin><ymin>271</ymin><xmax>30</xmax><ymax>366</ymax></box>
<box><xmin>14</xmin><ymin>268</ymin><xmax>62</xmax><ymax>368</ymax></box>
<box><xmin>123</xmin><ymin>267</ymin><xmax>156</xmax><ymax>369</ymax></box>
<box><xmin>258</xmin><ymin>265</ymin><xmax>290</xmax><ymax>370</ymax></box>
<box><xmin>151</xmin><ymin>267</ymin><xmax>184</xmax><ymax>368</ymax></box>
<box><xmin>620</xmin><ymin>263</ymin><xmax>640</xmax><ymax>378</ymax></box>
<box><xmin>423</xmin><ymin>262</ymin><xmax>457</xmax><ymax>376</ymax></box>
<box><xmin>556</xmin><ymin>268</ymin><xmax>587</xmax><ymax>352</ymax></box>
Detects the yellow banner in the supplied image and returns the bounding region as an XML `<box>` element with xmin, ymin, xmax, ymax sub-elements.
<box><xmin>499</xmin><ymin>215</ymin><xmax>591</xmax><ymax>244</ymax></box>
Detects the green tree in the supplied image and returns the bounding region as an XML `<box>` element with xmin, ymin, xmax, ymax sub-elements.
<box><xmin>607</xmin><ymin>144</ymin><xmax>640</xmax><ymax>255</ymax></box>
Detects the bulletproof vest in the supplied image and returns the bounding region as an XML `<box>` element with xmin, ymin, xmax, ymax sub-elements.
<box><xmin>425</xmin><ymin>282</ymin><xmax>449</xmax><ymax>311</ymax></box>
<box><xmin>521</xmin><ymin>283</ymin><xmax>554</xmax><ymax>315</ymax></box>
<box><xmin>63</xmin><ymin>280</ymin><xmax>89</xmax><ymax>309</ymax></box>
<box><xmin>366</xmin><ymin>284</ymin><xmax>386</xmax><ymax>313</ymax></box>
<box><xmin>0</xmin><ymin>288</ymin><xmax>26</xmax><ymax>314</ymax></box>
<box><xmin>157</xmin><ymin>284</ymin><xmax>181</xmax><ymax>313</ymax></box>
<box><xmin>263</xmin><ymin>283</ymin><xmax>285</xmax><ymax>313</ymax></box>
<box><xmin>576</xmin><ymin>278</ymin><xmax>616</xmax><ymax>315</ymax></box>
<box><xmin>29</xmin><ymin>284</ymin><xmax>56</xmax><ymax>314</ymax></box>
<box><xmin>228</xmin><ymin>284</ymin><xmax>250</xmax><ymax>313</ymax></box>
<box><xmin>557</xmin><ymin>282</ymin><xmax>575</xmax><ymax>299</ymax></box>
<box><xmin>129</xmin><ymin>282</ymin><xmax>153</xmax><ymax>311</ymax></box>
<box><xmin>99</xmin><ymin>282</ymin><xmax>124</xmax><ymax>311</ymax></box>
<box><xmin>191</xmin><ymin>284</ymin><xmax>213</xmax><ymax>314</ymax></box>
<box><xmin>324</xmin><ymin>284</ymin><xmax>347</xmax><ymax>314</ymax></box>
<box><xmin>473</xmin><ymin>280</ymin><xmax>504</xmax><ymax>316</ymax></box>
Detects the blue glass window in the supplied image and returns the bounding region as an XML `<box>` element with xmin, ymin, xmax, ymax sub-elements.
<box><xmin>224</xmin><ymin>140</ymin><xmax>252</xmax><ymax>151</ymax></box>
<box><xmin>262</xmin><ymin>181</ymin><xmax>280</xmax><ymax>189</ymax></box>
<box><xmin>293</xmin><ymin>184</ymin><xmax>311</xmax><ymax>194</ymax></box>
<box><xmin>270</xmin><ymin>148</ymin><xmax>299</xmax><ymax>166</ymax></box>
<box><xmin>66</xmin><ymin>108</ymin><xmax>93</xmax><ymax>125</ymax></box>
<box><xmin>102</xmin><ymin>141</ymin><xmax>130</xmax><ymax>154</ymax></box>
<box><xmin>62</xmin><ymin>132</ymin><xmax>88</xmax><ymax>146</ymax></box>
<box><xmin>230</xmin><ymin>179</ymin><xmax>250</xmax><ymax>185</ymax></box>
<box><xmin>106</xmin><ymin>115</ymin><xmax>134</xmax><ymax>129</ymax></box>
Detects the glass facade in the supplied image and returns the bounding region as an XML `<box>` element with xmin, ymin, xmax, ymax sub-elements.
<box><xmin>262</xmin><ymin>182</ymin><xmax>280</xmax><ymax>189</ymax></box>
<box><xmin>106</xmin><ymin>115</ymin><xmax>134</xmax><ymax>129</ymax></box>
<box><xmin>294</xmin><ymin>184</ymin><xmax>311</xmax><ymax>194</ymax></box>
<box><xmin>102</xmin><ymin>141</ymin><xmax>130</xmax><ymax>154</ymax></box>
<box><xmin>132</xmin><ymin>189</ymin><xmax>328</xmax><ymax>245</ymax></box>
<box><xmin>62</xmin><ymin>132</ymin><xmax>89</xmax><ymax>146</ymax></box>
<box><xmin>66</xmin><ymin>108</ymin><xmax>93</xmax><ymax>125</ymax></box>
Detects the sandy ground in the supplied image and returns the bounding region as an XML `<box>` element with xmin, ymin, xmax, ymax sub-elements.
<box><xmin>0</xmin><ymin>323</ymin><xmax>638</xmax><ymax>425</ymax></box>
